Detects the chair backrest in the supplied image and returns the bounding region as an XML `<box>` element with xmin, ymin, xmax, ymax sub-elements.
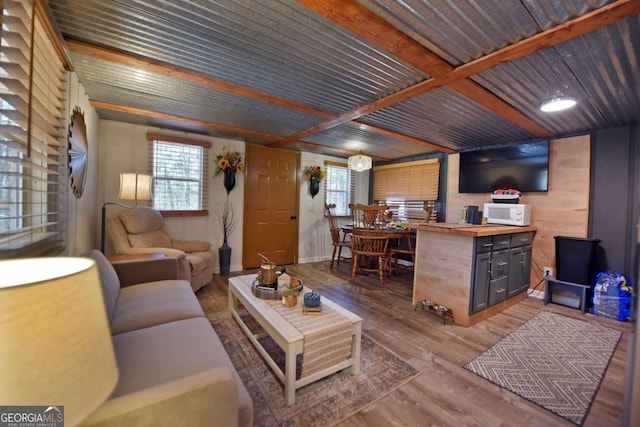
<box><xmin>350</xmin><ymin>203</ymin><xmax>389</xmax><ymax>229</ymax></box>
<box><xmin>350</xmin><ymin>229</ymin><xmax>390</xmax><ymax>256</ymax></box>
<box><xmin>324</xmin><ymin>203</ymin><xmax>342</xmax><ymax>244</ymax></box>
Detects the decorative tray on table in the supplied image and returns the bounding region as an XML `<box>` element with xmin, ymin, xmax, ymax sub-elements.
<box><xmin>251</xmin><ymin>276</ymin><xmax>303</xmax><ymax>300</ymax></box>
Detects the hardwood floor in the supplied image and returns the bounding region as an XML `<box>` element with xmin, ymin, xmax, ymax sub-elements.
<box><xmin>197</xmin><ymin>261</ymin><xmax>633</xmax><ymax>427</ymax></box>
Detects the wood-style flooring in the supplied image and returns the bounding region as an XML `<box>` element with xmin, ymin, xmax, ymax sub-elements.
<box><xmin>196</xmin><ymin>261</ymin><xmax>633</xmax><ymax>427</ymax></box>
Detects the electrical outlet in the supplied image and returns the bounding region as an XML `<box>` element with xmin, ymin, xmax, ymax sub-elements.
<box><xmin>543</xmin><ymin>267</ymin><xmax>553</xmax><ymax>277</ymax></box>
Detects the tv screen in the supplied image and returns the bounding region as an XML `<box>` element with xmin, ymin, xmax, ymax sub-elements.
<box><xmin>459</xmin><ymin>140</ymin><xmax>549</xmax><ymax>193</ymax></box>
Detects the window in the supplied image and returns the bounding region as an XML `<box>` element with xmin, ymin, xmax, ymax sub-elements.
<box><xmin>373</xmin><ymin>159</ymin><xmax>440</xmax><ymax>221</ymax></box>
<box><xmin>148</xmin><ymin>133</ymin><xmax>210</xmax><ymax>215</ymax></box>
<box><xmin>0</xmin><ymin>2</ymin><xmax>71</xmax><ymax>258</ymax></box>
<box><xmin>324</xmin><ymin>161</ymin><xmax>353</xmax><ymax>216</ymax></box>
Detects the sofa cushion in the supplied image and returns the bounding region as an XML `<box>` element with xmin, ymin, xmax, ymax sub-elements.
<box><xmin>119</xmin><ymin>207</ymin><xmax>164</xmax><ymax>234</ymax></box>
<box><xmin>185</xmin><ymin>251</ymin><xmax>216</xmax><ymax>274</ymax></box>
<box><xmin>128</xmin><ymin>229</ymin><xmax>172</xmax><ymax>248</ymax></box>
<box><xmin>172</xmin><ymin>239</ymin><xmax>211</xmax><ymax>253</ymax></box>
<box><xmin>112</xmin><ymin>317</ymin><xmax>253</xmax><ymax>427</ymax></box>
<box><xmin>110</xmin><ymin>280</ymin><xmax>204</xmax><ymax>335</ymax></box>
<box><xmin>85</xmin><ymin>250</ymin><xmax>120</xmax><ymax>323</ymax></box>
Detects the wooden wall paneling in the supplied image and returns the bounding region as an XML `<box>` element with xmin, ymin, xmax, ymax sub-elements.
<box><xmin>446</xmin><ymin>135</ymin><xmax>591</xmax><ymax>292</ymax></box>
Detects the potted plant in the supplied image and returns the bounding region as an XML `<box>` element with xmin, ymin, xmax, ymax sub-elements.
<box><xmin>214</xmin><ymin>147</ymin><xmax>244</xmax><ymax>194</ymax></box>
<box><xmin>215</xmin><ymin>196</ymin><xmax>236</xmax><ymax>275</ymax></box>
<box><xmin>303</xmin><ymin>165</ymin><xmax>326</xmax><ymax>198</ymax></box>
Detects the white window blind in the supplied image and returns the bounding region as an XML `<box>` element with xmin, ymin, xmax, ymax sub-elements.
<box><xmin>324</xmin><ymin>161</ymin><xmax>353</xmax><ymax>216</ymax></box>
<box><xmin>0</xmin><ymin>1</ymin><xmax>69</xmax><ymax>258</ymax></box>
<box><xmin>148</xmin><ymin>133</ymin><xmax>210</xmax><ymax>215</ymax></box>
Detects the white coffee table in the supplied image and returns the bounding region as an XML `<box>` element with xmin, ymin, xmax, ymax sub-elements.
<box><xmin>228</xmin><ymin>274</ymin><xmax>362</xmax><ymax>406</ymax></box>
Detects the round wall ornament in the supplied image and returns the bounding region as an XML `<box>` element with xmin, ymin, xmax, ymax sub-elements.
<box><xmin>68</xmin><ymin>107</ymin><xmax>88</xmax><ymax>198</ymax></box>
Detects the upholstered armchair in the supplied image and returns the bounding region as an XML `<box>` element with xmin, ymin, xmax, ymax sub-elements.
<box><xmin>107</xmin><ymin>207</ymin><xmax>215</xmax><ymax>291</ymax></box>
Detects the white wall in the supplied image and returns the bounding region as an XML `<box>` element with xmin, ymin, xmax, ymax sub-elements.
<box><xmin>97</xmin><ymin>121</ymin><xmax>370</xmax><ymax>269</ymax></box>
<box><xmin>99</xmin><ymin>120</ymin><xmax>245</xmax><ymax>272</ymax></box>
<box><xmin>65</xmin><ymin>73</ymin><xmax>100</xmax><ymax>256</ymax></box>
<box><xmin>297</xmin><ymin>152</ymin><xmax>369</xmax><ymax>263</ymax></box>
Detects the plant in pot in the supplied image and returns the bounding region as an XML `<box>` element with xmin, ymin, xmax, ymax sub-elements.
<box><xmin>214</xmin><ymin>147</ymin><xmax>244</xmax><ymax>194</ymax></box>
<box><xmin>303</xmin><ymin>165</ymin><xmax>326</xmax><ymax>198</ymax></box>
<box><xmin>215</xmin><ymin>196</ymin><xmax>236</xmax><ymax>275</ymax></box>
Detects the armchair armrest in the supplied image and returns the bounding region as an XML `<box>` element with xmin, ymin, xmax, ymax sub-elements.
<box><xmin>120</xmin><ymin>247</ymin><xmax>187</xmax><ymax>259</ymax></box>
<box><xmin>111</xmin><ymin>258</ymin><xmax>179</xmax><ymax>287</ymax></box>
<box><xmin>81</xmin><ymin>367</ymin><xmax>239</xmax><ymax>427</ymax></box>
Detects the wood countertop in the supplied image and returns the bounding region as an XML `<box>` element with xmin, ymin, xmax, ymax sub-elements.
<box><xmin>410</xmin><ymin>222</ymin><xmax>536</xmax><ymax>237</ymax></box>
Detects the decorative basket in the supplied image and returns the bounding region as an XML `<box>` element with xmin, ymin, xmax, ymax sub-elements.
<box><xmin>251</xmin><ymin>277</ymin><xmax>303</xmax><ymax>300</ymax></box>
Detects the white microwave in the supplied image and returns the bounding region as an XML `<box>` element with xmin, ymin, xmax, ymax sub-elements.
<box><xmin>483</xmin><ymin>203</ymin><xmax>531</xmax><ymax>226</ymax></box>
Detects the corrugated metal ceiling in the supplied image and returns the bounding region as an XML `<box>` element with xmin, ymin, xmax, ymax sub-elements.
<box><xmin>47</xmin><ymin>0</ymin><xmax>639</xmax><ymax>160</ymax></box>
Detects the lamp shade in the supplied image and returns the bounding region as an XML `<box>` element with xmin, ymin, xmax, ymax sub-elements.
<box><xmin>118</xmin><ymin>173</ymin><xmax>152</xmax><ymax>201</ymax></box>
<box><xmin>348</xmin><ymin>154</ymin><xmax>372</xmax><ymax>171</ymax></box>
<box><xmin>0</xmin><ymin>258</ymin><xmax>118</xmax><ymax>426</ymax></box>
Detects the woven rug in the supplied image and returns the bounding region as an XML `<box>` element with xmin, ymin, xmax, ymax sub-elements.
<box><xmin>465</xmin><ymin>311</ymin><xmax>621</xmax><ymax>426</ymax></box>
<box><xmin>211</xmin><ymin>314</ymin><xmax>421</xmax><ymax>427</ymax></box>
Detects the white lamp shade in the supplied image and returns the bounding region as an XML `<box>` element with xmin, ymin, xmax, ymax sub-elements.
<box><xmin>118</xmin><ymin>173</ymin><xmax>153</xmax><ymax>201</ymax></box>
<box><xmin>0</xmin><ymin>258</ymin><xmax>118</xmax><ymax>426</ymax></box>
<box><xmin>348</xmin><ymin>154</ymin><xmax>372</xmax><ymax>171</ymax></box>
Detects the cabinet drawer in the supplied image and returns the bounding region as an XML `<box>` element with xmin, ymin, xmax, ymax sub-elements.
<box><xmin>476</xmin><ymin>236</ymin><xmax>494</xmax><ymax>253</ymax></box>
<box><xmin>492</xmin><ymin>235</ymin><xmax>511</xmax><ymax>251</ymax></box>
<box><xmin>490</xmin><ymin>249</ymin><xmax>510</xmax><ymax>279</ymax></box>
<box><xmin>511</xmin><ymin>232</ymin><xmax>534</xmax><ymax>248</ymax></box>
<box><xmin>488</xmin><ymin>276</ymin><xmax>508</xmax><ymax>306</ymax></box>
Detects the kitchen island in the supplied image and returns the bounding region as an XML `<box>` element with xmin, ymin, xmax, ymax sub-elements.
<box><xmin>412</xmin><ymin>223</ymin><xmax>537</xmax><ymax>326</ymax></box>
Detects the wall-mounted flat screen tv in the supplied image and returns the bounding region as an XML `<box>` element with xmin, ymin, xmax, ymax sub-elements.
<box><xmin>458</xmin><ymin>140</ymin><xmax>550</xmax><ymax>193</ymax></box>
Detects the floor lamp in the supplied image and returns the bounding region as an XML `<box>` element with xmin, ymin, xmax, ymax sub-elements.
<box><xmin>0</xmin><ymin>257</ymin><xmax>118</xmax><ymax>426</ymax></box>
<box><xmin>101</xmin><ymin>173</ymin><xmax>153</xmax><ymax>253</ymax></box>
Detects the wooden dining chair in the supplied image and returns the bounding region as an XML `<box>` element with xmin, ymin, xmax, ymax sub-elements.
<box><xmin>325</xmin><ymin>203</ymin><xmax>351</xmax><ymax>269</ymax></box>
<box><xmin>349</xmin><ymin>203</ymin><xmax>389</xmax><ymax>229</ymax></box>
<box><xmin>350</xmin><ymin>229</ymin><xmax>390</xmax><ymax>285</ymax></box>
<box><xmin>387</xmin><ymin>234</ymin><xmax>417</xmax><ymax>275</ymax></box>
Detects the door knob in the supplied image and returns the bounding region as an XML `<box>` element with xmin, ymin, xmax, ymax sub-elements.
<box><xmin>290</xmin><ymin>215</ymin><xmax>297</xmax><ymax>220</ymax></box>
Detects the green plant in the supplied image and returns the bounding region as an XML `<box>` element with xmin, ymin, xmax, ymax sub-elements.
<box><xmin>303</xmin><ymin>165</ymin><xmax>326</xmax><ymax>181</ymax></box>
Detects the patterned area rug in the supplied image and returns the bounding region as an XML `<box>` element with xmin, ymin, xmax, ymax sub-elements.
<box><xmin>465</xmin><ymin>311</ymin><xmax>621</xmax><ymax>426</ymax></box>
<box><xmin>211</xmin><ymin>314</ymin><xmax>421</xmax><ymax>427</ymax></box>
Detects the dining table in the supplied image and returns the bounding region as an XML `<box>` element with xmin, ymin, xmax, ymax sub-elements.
<box><xmin>341</xmin><ymin>224</ymin><xmax>415</xmax><ymax>273</ymax></box>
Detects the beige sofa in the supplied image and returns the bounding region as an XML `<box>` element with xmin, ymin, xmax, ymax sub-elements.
<box><xmin>107</xmin><ymin>207</ymin><xmax>215</xmax><ymax>292</ymax></box>
<box><xmin>83</xmin><ymin>250</ymin><xmax>252</xmax><ymax>427</ymax></box>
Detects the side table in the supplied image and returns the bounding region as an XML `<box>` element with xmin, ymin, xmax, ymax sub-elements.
<box><xmin>544</xmin><ymin>276</ymin><xmax>591</xmax><ymax>314</ymax></box>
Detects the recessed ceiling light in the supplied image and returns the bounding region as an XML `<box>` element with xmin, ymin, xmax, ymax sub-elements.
<box><xmin>540</xmin><ymin>97</ymin><xmax>577</xmax><ymax>112</ymax></box>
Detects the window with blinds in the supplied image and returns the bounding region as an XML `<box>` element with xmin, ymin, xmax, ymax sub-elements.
<box><xmin>148</xmin><ymin>133</ymin><xmax>210</xmax><ymax>215</ymax></box>
<box><xmin>0</xmin><ymin>1</ymin><xmax>69</xmax><ymax>258</ymax></box>
<box><xmin>324</xmin><ymin>161</ymin><xmax>353</xmax><ymax>216</ymax></box>
<box><xmin>373</xmin><ymin>159</ymin><xmax>440</xmax><ymax>221</ymax></box>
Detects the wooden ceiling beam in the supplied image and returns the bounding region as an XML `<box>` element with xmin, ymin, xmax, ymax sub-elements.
<box><xmin>70</xmin><ymin>39</ymin><xmax>446</xmax><ymax>154</ymax></box>
<box><xmin>294</xmin><ymin>0</ymin><xmax>550</xmax><ymax>136</ymax></box>
<box><xmin>69</xmin><ymin>39</ymin><xmax>334</xmax><ymax>120</ymax></box>
<box><xmin>89</xmin><ymin>100</ymin><xmax>280</xmax><ymax>140</ymax></box>
<box><xmin>280</xmin><ymin>0</ymin><xmax>638</xmax><ymax>144</ymax></box>
<box><xmin>296</xmin><ymin>141</ymin><xmax>390</xmax><ymax>161</ymax></box>
<box><xmin>346</xmin><ymin>122</ymin><xmax>456</xmax><ymax>154</ymax></box>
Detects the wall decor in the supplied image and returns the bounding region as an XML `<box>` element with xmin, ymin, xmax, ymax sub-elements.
<box><xmin>68</xmin><ymin>107</ymin><xmax>88</xmax><ymax>198</ymax></box>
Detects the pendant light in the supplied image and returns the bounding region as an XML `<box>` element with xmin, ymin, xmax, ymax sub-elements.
<box><xmin>348</xmin><ymin>153</ymin><xmax>372</xmax><ymax>171</ymax></box>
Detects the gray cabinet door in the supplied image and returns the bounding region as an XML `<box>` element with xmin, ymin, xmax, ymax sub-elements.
<box><xmin>519</xmin><ymin>246</ymin><xmax>532</xmax><ymax>292</ymax></box>
<box><xmin>471</xmin><ymin>251</ymin><xmax>491</xmax><ymax>313</ymax></box>
<box><xmin>507</xmin><ymin>247</ymin><xmax>523</xmax><ymax>297</ymax></box>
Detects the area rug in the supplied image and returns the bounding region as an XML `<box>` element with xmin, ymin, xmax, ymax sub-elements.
<box><xmin>211</xmin><ymin>314</ymin><xmax>421</xmax><ymax>427</ymax></box>
<box><xmin>464</xmin><ymin>311</ymin><xmax>621</xmax><ymax>426</ymax></box>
